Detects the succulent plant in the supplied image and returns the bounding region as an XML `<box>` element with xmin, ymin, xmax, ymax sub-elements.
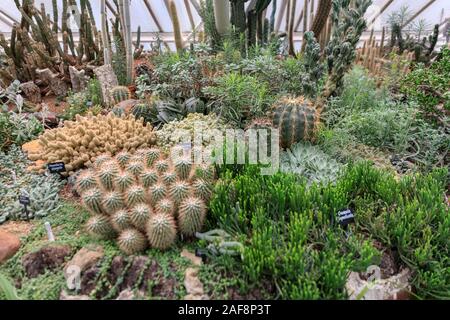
<box><xmin>86</xmin><ymin>215</ymin><xmax>115</xmax><ymax>239</ymax></box>
<box><xmin>111</xmin><ymin>86</ymin><xmax>131</xmax><ymax>104</ymax></box>
<box><xmin>272</xmin><ymin>97</ymin><xmax>321</xmax><ymax>149</ymax></box>
<box><xmin>178</xmin><ymin>197</ymin><xmax>207</xmax><ymax>237</ymax></box>
<box><xmin>280</xmin><ymin>143</ymin><xmax>344</xmax><ymax>185</ymax></box>
<box><xmin>111</xmin><ymin>209</ymin><xmax>132</xmax><ymax>231</ymax></box>
<box><xmin>147</xmin><ymin>213</ymin><xmax>177</xmax><ymax>250</ymax></box>
<box><xmin>28</xmin><ymin>113</ymin><xmax>156</xmax><ymax>176</ymax></box>
<box><xmin>0</xmin><ymin>146</ymin><xmax>65</xmax><ymax>224</ymax></box>
<box><xmin>117</xmin><ymin>229</ymin><xmax>148</xmax><ymax>255</ymax></box>
<box><xmin>76</xmin><ymin>146</ymin><xmax>215</xmax><ymax>254</ymax></box>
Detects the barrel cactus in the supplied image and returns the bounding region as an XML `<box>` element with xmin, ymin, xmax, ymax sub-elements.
<box><xmin>271</xmin><ymin>97</ymin><xmax>321</xmax><ymax>149</ymax></box>
<box><xmin>111</xmin><ymin>86</ymin><xmax>131</xmax><ymax>104</ymax></box>
<box><xmin>76</xmin><ymin>147</ymin><xmax>215</xmax><ymax>254</ymax></box>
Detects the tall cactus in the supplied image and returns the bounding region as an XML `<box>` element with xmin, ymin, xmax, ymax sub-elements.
<box><xmin>118</xmin><ymin>0</ymin><xmax>133</xmax><ymax>84</ymax></box>
<box><xmin>320</xmin><ymin>0</ymin><xmax>372</xmax><ymax>108</ymax></box>
<box><xmin>169</xmin><ymin>0</ymin><xmax>184</xmax><ymax>54</ymax></box>
<box><xmin>311</xmin><ymin>0</ymin><xmax>332</xmax><ymax>43</ymax></box>
<box><xmin>214</xmin><ymin>0</ymin><xmax>231</xmax><ymax>35</ymax></box>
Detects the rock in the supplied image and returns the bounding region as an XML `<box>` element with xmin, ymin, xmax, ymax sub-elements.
<box><xmin>36</xmin><ymin>68</ymin><xmax>68</xmax><ymax>97</ymax></box>
<box><xmin>60</xmin><ymin>290</ymin><xmax>90</xmax><ymax>300</ymax></box>
<box><xmin>114</xmin><ymin>99</ymin><xmax>139</xmax><ymax>115</ymax></box>
<box><xmin>94</xmin><ymin>65</ymin><xmax>119</xmax><ymax>107</ymax></box>
<box><xmin>346</xmin><ymin>268</ymin><xmax>412</xmax><ymax>300</ymax></box>
<box><xmin>69</xmin><ymin>66</ymin><xmax>89</xmax><ymax>93</ymax></box>
<box><xmin>32</xmin><ymin>110</ymin><xmax>59</xmax><ymax>127</ymax></box>
<box><xmin>0</xmin><ymin>231</ymin><xmax>21</xmax><ymax>264</ymax></box>
<box><xmin>22</xmin><ymin>245</ymin><xmax>72</xmax><ymax>278</ymax></box>
<box><xmin>184</xmin><ymin>267</ymin><xmax>208</xmax><ymax>300</ymax></box>
<box><xmin>20</xmin><ymin>82</ymin><xmax>42</xmax><ymax>104</ymax></box>
<box><xmin>64</xmin><ymin>245</ymin><xmax>104</xmax><ymax>280</ymax></box>
<box><xmin>181</xmin><ymin>249</ymin><xmax>202</xmax><ymax>266</ymax></box>
<box><xmin>116</xmin><ymin>289</ymin><xmax>135</xmax><ymax>300</ymax></box>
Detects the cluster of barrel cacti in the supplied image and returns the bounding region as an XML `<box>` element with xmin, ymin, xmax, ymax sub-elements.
<box><xmin>271</xmin><ymin>97</ymin><xmax>321</xmax><ymax>149</ymax></box>
<box><xmin>77</xmin><ymin>147</ymin><xmax>215</xmax><ymax>254</ymax></box>
<box><xmin>28</xmin><ymin>113</ymin><xmax>156</xmax><ymax>176</ymax></box>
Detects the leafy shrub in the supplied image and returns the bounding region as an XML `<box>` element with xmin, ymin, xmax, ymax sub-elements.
<box><xmin>203</xmin><ymin>73</ymin><xmax>274</xmax><ymax>126</ymax></box>
<box><xmin>62</xmin><ymin>91</ymin><xmax>90</xmax><ymax>121</ymax></box>
<box><xmin>0</xmin><ymin>112</ymin><xmax>43</xmax><ymax>151</ymax></box>
<box><xmin>401</xmin><ymin>47</ymin><xmax>450</xmax><ymax>124</ymax></box>
<box><xmin>87</xmin><ymin>78</ymin><xmax>103</xmax><ymax>106</ymax></box>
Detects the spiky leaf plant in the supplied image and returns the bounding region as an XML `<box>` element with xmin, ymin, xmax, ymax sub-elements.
<box><xmin>117</xmin><ymin>229</ymin><xmax>148</xmax><ymax>255</ymax></box>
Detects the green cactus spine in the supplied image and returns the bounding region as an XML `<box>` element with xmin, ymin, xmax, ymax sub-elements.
<box><xmin>117</xmin><ymin>229</ymin><xmax>148</xmax><ymax>255</ymax></box>
<box><xmin>155</xmin><ymin>159</ymin><xmax>169</xmax><ymax>173</ymax></box>
<box><xmin>146</xmin><ymin>213</ymin><xmax>177</xmax><ymax>250</ymax></box>
<box><xmin>82</xmin><ymin>188</ymin><xmax>103</xmax><ymax>214</ymax></box>
<box><xmin>126</xmin><ymin>185</ymin><xmax>146</xmax><ymax>206</ymax></box>
<box><xmin>193</xmin><ymin>179</ymin><xmax>212</xmax><ymax>201</ymax></box>
<box><xmin>111</xmin><ymin>86</ymin><xmax>131</xmax><ymax>104</ymax></box>
<box><xmin>175</xmin><ymin>157</ymin><xmax>192</xmax><ymax>180</ymax></box>
<box><xmin>126</xmin><ymin>161</ymin><xmax>144</xmax><ymax>176</ymax></box>
<box><xmin>170</xmin><ymin>181</ymin><xmax>191</xmax><ymax>204</ymax></box>
<box><xmin>178</xmin><ymin>197</ymin><xmax>206</xmax><ymax>236</ymax></box>
<box><xmin>111</xmin><ymin>209</ymin><xmax>132</xmax><ymax>232</ymax></box>
<box><xmin>162</xmin><ymin>171</ymin><xmax>177</xmax><ymax>185</ymax></box>
<box><xmin>102</xmin><ymin>191</ymin><xmax>125</xmax><ymax>213</ymax></box>
<box><xmin>86</xmin><ymin>215</ymin><xmax>114</xmax><ymax>239</ymax></box>
<box><xmin>155</xmin><ymin>198</ymin><xmax>175</xmax><ymax>216</ymax></box>
<box><xmin>130</xmin><ymin>204</ymin><xmax>153</xmax><ymax>229</ymax></box>
<box><xmin>115</xmin><ymin>171</ymin><xmax>135</xmax><ymax>192</ymax></box>
<box><xmin>272</xmin><ymin>97</ymin><xmax>321</xmax><ymax>149</ymax></box>
<box><xmin>150</xmin><ymin>183</ymin><xmax>167</xmax><ymax>203</ymax></box>
<box><xmin>140</xmin><ymin>169</ymin><xmax>159</xmax><ymax>188</ymax></box>
<box><xmin>98</xmin><ymin>165</ymin><xmax>119</xmax><ymax>190</ymax></box>
<box><xmin>145</xmin><ymin>148</ymin><xmax>161</xmax><ymax>167</ymax></box>
<box><xmin>115</xmin><ymin>151</ymin><xmax>131</xmax><ymax>167</ymax></box>
<box><xmin>76</xmin><ymin>170</ymin><xmax>97</xmax><ymax>193</ymax></box>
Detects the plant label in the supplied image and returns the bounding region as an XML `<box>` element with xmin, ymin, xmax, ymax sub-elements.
<box><xmin>19</xmin><ymin>195</ymin><xmax>31</xmax><ymax>206</ymax></box>
<box><xmin>44</xmin><ymin>222</ymin><xmax>55</xmax><ymax>242</ymax></box>
<box><xmin>338</xmin><ymin>209</ymin><xmax>355</xmax><ymax>227</ymax></box>
<box><xmin>48</xmin><ymin>162</ymin><xmax>66</xmax><ymax>174</ymax></box>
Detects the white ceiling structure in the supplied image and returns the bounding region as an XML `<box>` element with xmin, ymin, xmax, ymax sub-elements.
<box><xmin>0</xmin><ymin>0</ymin><xmax>448</xmax><ymax>51</ymax></box>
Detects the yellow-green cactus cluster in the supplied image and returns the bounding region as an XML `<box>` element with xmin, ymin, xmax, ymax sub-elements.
<box><xmin>28</xmin><ymin>113</ymin><xmax>156</xmax><ymax>176</ymax></box>
<box><xmin>156</xmin><ymin>113</ymin><xmax>230</xmax><ymax>152</ymax></box>
<box><xmin>77</xmin><ymin>147</ymin><xmax>216</xmax><ymax>254</ymax></box>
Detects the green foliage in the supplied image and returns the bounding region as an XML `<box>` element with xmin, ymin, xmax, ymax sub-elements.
<box><xmin>0</xmin><ymin>273</ymin><xmax>20</xmax><ymax>300</ymax></box>
<box><xmin>281</xmin><ymin>143</ymin><xmax>343</xmax><ymax>185</ymax></box>
<box><xmin>401</xmin><ymin>47</ymin><xmax>450</xmax><ymax>124</ymax></box>
<box><xmin>302</xmin><ymin>31</ymin><xmax>324</xmax><ymax>98</ymax></box>
<box><xmin>209</xmin><ymin>162</ymin><xmax>449</xmax><ymax>299</ymax></box>
<box><xmin>0</xmin><ymin>112</ymin><xmax>44</xmax><ymax>151</ymax></box>
<box><xmin>203</xmin><ymin>72</ymin><xmax>273</xmax><ymax>126</ymax></box>
<box><xmin>62</xmin><ymin>91</ymin><xmax>90</xmax><ymax>121</ymax></box>
<box><xmin>0</xmin><ymin>146</ymin><xmax>65</xmax><ymax>224</ymax></box>
<box><xmin>209</xmin><ymin>164</ymin><xmax>380</xmax><ymax>299</ymax></box>
<box><xmin>87</xmin><ymin>78</ymin><xmax>103</xmax><ymax>106</ymax></box>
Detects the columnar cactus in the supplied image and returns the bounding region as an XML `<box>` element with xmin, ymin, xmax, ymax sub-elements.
<box><xmin>272</xmin><ymin>97</ymin><xmax>321</xmax><ymax>149</ymax></box>
<box><xmin>168</xmin><ymin>0</ymin><xmax>184</xmax><ymax>53</ymax></box>
<box><xmin>77</xmin><ymin>147</ymin><xmax>215</xmax><ymax>254</ymax></box>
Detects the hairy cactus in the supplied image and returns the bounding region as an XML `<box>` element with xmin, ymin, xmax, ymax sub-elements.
<box><xmin>272</xmin><ymin>97</ymin><xmax>321</xmax><ymax>148</ymax></box>
<box><xmin>178</xmin><ymin>197</ymin><xmax>207</xmax><ymax>236</ymax></box>
<box><xmin>146</xmin><ymin>213</ymin><xmax>177</xmax><ymax>250</ymax></box>
<box><xmin>28</xmin><ymin>113</ymin><xmax>156</xmax><ymax>176</ymax></box>
<box><xmin>117</xmin><ymin>229</ymin><xmax>148</xmax><ymax>255</ymax></box>
<box><xmin>77</xmin><ymin>146</ymin><xmax>215</xmax><ymax>253</ymax></box>
<box><xmin>111</xmin><ymin>86</ymin><xmax>131</xmax><ymax>104</ymax></box>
